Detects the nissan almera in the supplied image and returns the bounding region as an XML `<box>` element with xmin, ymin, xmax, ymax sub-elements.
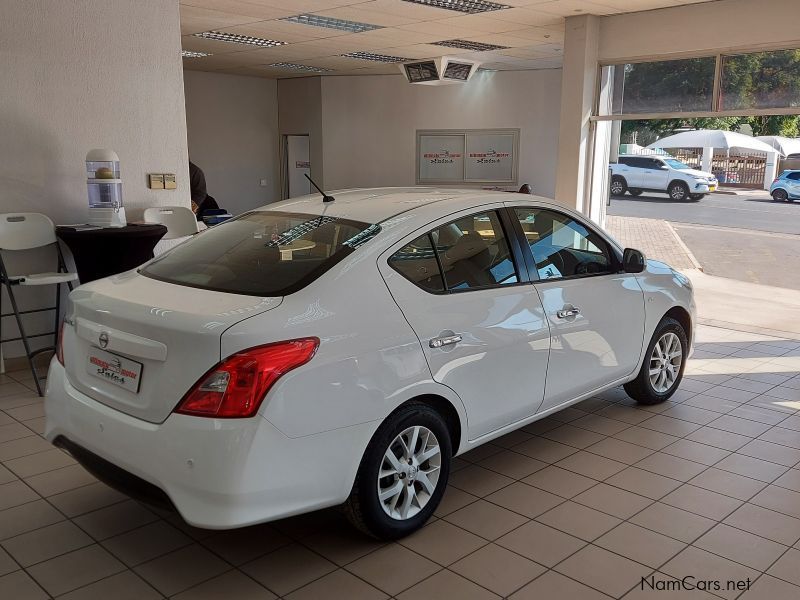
<box><xmin>45</xmin><ymin>188</ymin><xmax>695</xmax><ymax>539</ymax></box>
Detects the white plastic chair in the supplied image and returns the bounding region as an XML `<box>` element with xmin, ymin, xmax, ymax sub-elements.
<box><xmin>143</xmin><ymin>206</ymin><xmax>200</xmax><ymax>240</ymax></box>
<box><xmin>0</xmin><ymin>213</ymin><xmax>78</xmax><ymax>394</ymax></box>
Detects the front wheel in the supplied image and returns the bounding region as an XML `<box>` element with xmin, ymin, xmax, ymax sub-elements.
<box><xmin>624</xmin><ymin>317</ymin><xmax>688</xmax><ymax>405</ymax></box>
<box><xmin>344</xmin><ymin>403</ymin><xmax>451</xmax><ymax>539</ymax></box>
<box><xmin>772</xmin><ymin>189</ymin><xmax>789</xmax><ymax>202</ymax></box>
<box><xmin>689</xmin><ymin>193</ymin><xmax>705</xmax><ymax>200</ymax></box>
<box><xmin>668</xmin><ymin>181</ymin><xmax>690</xmax><ymax>201</ymax></box>
<box><xmin>610</xmin><ymin>176</ymin><xmax>627</xmax><ymax>196</ymax></box>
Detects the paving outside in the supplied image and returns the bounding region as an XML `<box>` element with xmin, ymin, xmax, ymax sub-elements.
<box><xmin>1</xmin><ymin>323</ymin><xmax>800</xmax><ymax>599</ymax></box>
<box><xmin>608</xmin><ymin>191</ymin><xmax>800</xmax><ymax>291</ymax></box>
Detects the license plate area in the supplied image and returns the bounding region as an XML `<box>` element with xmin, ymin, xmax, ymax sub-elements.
<box><xmin>87</xmin><ymin>348</ymin><xmax>143</xmax><ymax>393</ymax></box>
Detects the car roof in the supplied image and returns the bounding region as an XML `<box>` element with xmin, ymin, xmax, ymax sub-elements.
<box><xmin>254</xmin><ymin>187</ymin><xmax>513</xmax><ymax>224</ymax></box>
<box><xmin>618</xmin><ymin>154</ymin><xmax>665</xmax><ymax>158</ymax></box>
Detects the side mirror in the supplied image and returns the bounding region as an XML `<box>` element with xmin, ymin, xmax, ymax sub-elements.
<box><xmin>623</xmin><ymin>248</ymin><xmax>646</xmax><ymax>273</ymax></box>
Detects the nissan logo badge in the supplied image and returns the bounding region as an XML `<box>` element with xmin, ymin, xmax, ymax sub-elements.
<box><xmin>99</xmin><ymin>332</ymin><xmax>109</xmax><ymax>349</ymax></box>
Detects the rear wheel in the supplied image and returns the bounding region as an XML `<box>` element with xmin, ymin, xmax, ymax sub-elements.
<box><xmin>773</xmin><ymin>189</ymin><xmax>789</xmax><ymax>202</ymax></box>
<box><xmin>610</xmin><ymin>176</ymin><xmax>627</xmax><ymax>196</ymax></box>
<box><xmin>628</xmin><ymin>188</ymin><xmax>643</xmax><ymax>196</ymax></box>
<box><xmin>689</xmin><ymin>193</ymin><xmax>705</xmax><ymax>200</ymax></box>
<box><xmin>344</xmin><ymin>403</ymin><xmax>451</xmax><ymax>539</ymax></box>
<box><xmin>668</xmin><ymin>181</ymin><xmax>690</xmax><ymax>201</ymax></box>
<box><xmin>624</xmin><ymin>317</ymin><xmax>688</xmax><ymax>405</ymax></box>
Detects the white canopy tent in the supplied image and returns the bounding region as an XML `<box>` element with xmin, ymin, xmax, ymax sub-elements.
<box><xmin>647</xmin><ymin>130</ymin><xmax>778</xmax><ymax>155</ymax></box>
<box><xmin>755</xmin><ymin>136</ymin><xmax>800</xmax><ymax>157</ymax></box>
<box><xmin>647</xmin><ymin>130</ymin><xmax>780</xmax><ymax>189</ymax></box>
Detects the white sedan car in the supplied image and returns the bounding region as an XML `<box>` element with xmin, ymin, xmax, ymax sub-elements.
<box><xmin>46</xmin><ymin>188</ymin><xmax>695</xmax><ymax>539</ymax></box>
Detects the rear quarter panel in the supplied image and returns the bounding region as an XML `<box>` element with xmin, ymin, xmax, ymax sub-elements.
<box><xmin>220</xmin><ymin>243</ymin><xmax>467</xmax><ymax>442</ymax></box>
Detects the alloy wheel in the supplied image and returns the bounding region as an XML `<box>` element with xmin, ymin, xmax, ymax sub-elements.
<box><xmin>649</xmin><ymin>332</ymin><xmax>682</xmax><ymax>393</ymax></box>
<box><xmin>670</xmin><ymin>185</ymin><xmax>687</xmax><ymax>200</ymax></box>
<box><xmin>377</xmin><ymin>425</ymin><xmax>441</xmax><ymax>520</ymax></box>
<box><xmin>611</xmin><ymin>180</ymin><xmax>624</xmax><ymax>195</ymax></box>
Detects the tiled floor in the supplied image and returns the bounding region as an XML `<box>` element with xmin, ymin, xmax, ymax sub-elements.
<box><xmin>2</xmin><ymin>324</ymin><xmax>800</xmax><ymax>599</ymax></box>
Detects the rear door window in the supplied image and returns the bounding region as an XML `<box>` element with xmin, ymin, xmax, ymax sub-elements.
<box><xmin>388</xmin><ymin>210</ymin><xmax>518</xmax><ymax>293</ymax></box>
<box><xmin>141</xmin><ymin>211</ymin><xmax>380</xmax><ymax>296</ymax></box>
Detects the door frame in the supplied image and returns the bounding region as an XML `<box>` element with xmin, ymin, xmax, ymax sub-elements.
<box><xmin>280</xmin><ymin>134</ymin><xmax>310</xmax><ymax>200</ymax></box>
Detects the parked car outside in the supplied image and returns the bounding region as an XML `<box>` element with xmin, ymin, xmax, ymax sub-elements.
<box><xmin>769</xmin><ymin>170</ymin><xmax>800</xmax><ymax>202</ymax></box>
<box><xmin>611</xmin><ymin>154</ymin><xmax>718</xmax><ymax>201</ymax></box>
<box><xmin>45</xmin><ymin>188</ymin><xmax>695</xmax><ymax>539</ymax></box>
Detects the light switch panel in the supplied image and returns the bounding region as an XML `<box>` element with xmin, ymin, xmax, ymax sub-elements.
<box><xmin>164</xmin><ymin>174</ymin><xmax>177</xmax><ymax>190</ymax></box>
<box><xmin>148</xmin><ymin>173</ymin><xmax>165</xmax><ymax>189</ymax></box>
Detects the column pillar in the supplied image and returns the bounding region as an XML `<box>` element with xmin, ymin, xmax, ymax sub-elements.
<box><xmin>701</xmin><ymin>147</ymin><xmax>713</xmax><ymax>173</ymax></box>
<box><xmin>764</xmin><ymin>151</ymin><xmax>779</xmax><ymax>190</ymax></box>
<box><xmin>554</xmin><ymin>14</ymin><xmax>601</xmax><ymax>218</ymax></box>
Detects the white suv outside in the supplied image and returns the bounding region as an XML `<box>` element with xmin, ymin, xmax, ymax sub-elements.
<box><xmin>611</xmin><ymin>154</ymin><xmax>718</xmax><ymax>201</ymax></box>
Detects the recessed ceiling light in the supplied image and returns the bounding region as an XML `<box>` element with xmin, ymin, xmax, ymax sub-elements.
<box><xmin>282</xmin><ymin>14</ymin><xmax>382</xmax><ymax>33</ymax></box>
<box><xmin>341</xmin><ymin>51</ymin><xmax>411</xmax><ymax>63</ymax></box>
<box><xmin>181</xmin><ymin>50</ymin><xmax>212</xmax><ymax>58</ymax></box>
<box><xmin>192</xmin><ymin>30</ymin><xmax>287</xmax><ymax>48</ymax></box>
<box><xmin>400</xmin><ymin>0</ymin><xmax>511</xmax><ymax>14</ymax></box>
<box><xmin>432</xmin><ymin>39</ymin><xmax>509</xmax><ymax>52</ymax></box>
<box><xmin>268</xmin><ymin>62</ymin><xmax>333</xmax><ymax>73</ymax></box>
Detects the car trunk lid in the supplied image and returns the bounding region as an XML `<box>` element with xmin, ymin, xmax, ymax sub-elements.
<box><xmin>62</xmin><ymin>272</ymin><xmax>281</xmax><ymax>423</ymax></box>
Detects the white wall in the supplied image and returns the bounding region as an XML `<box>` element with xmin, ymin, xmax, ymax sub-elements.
<box><xmin>599</xmin><ymin>0</ymin><xmax>800</xmax><ymax>62</ymax></box>
<box><xmin>184</xmin><ymin>71</ymin><xmax>280</xmax><ymax>214</ymax></box>
<box><xmin>278</xmin><ymin>77</ymin><xmax>325</xmax><ymax>193</ymax></box>
<box><xmin>320</xmin><ymin>70</ymin><xmax>563</xmax><ymax>198</ymax></box>
<box><xmin>0</xmin><ymin>0</ymin><xmax>189</xmax><ymax>360</ymax></box>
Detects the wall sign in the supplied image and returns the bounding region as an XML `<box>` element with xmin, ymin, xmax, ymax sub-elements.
<box><xmin>417</xmin><ymin>129</ymin><xmax>519</xmax><ymax>185</ymax></box>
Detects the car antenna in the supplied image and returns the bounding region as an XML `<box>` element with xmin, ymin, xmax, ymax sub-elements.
<box><xmin>304</xmin><ymin>174</ymin><xmax>335</xmax><ymax>203</ymax></box>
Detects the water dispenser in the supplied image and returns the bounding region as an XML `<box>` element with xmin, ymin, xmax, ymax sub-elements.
<box><xmin>86</xmin><ymin>149</ymin><xmax>126</xmax><ymax>227</ymax></box>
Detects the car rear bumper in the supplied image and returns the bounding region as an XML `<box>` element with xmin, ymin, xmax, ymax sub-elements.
<box><xmin>44</xmin><ymin>360</ymin><xmax>372</xmax><ymax>529</ymax></box>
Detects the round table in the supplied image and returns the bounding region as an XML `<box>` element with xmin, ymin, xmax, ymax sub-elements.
<box><xmin>56</xmin><ymin>223</ymin><xmax>168</xmax><ymax>283</ymax></box>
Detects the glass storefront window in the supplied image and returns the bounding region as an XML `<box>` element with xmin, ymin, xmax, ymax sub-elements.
<box><xmin>720</xmin><ymin>49</ymin><xmax>800</xmax><ymax>110</ymax></box>
<box><xmin>610</xmin><ymin>57</ymin><xmax>716</xmax><ymax>115</ymax></box>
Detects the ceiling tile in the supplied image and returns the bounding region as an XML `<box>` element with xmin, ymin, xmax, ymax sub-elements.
<box><xmin>179</xmin><ymin>1</ymin><xmax>294</xmax><ymax>20</ymax></box>
<box><xmin>480</xmin><ymin>6</ymin><xmax>563</xmax><ymax>25</ymax></box>
<box><xmin>534</xmin><ymin>0</ymin><xmax>623</xmax><ymax>16</ymax></box>
<box><xmin>434</xmin><ymin>13</ymin><xmax>533</xmax><ymax>33</ymax></box>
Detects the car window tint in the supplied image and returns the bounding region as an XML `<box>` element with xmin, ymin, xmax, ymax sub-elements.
<box><xmin>513</xmin><ymin>208</ymin><xmax>614</xmax><ymax>280</ymax></box>
<box><xmin>787</xmin><ymin>172</ymin><xmax>800</xmax><ymax>180</ymax></box>
<box><xmin>141</xmin><ymin>211</ymin><xmax>380</xmax><ymax>296</ymax></box>
<box><xmin>431</xmin><ymin>210</ymin><xmax>518</xmax><ymax>290</ymax></box>
<box><xmin>388</xmin><ymin>234</ymin><xmax>445</xmax><ymax>293</ymax></box>
<box><xmin>619</xmin><ymin>157</ymin><xmax>632</xmax><ymax>166</ymax></box>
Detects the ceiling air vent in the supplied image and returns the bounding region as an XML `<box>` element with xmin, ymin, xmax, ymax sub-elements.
<box><xmin>399</xmin><ymin>56</ymin><xmax>480</xmax><ymax>85</ymax></box>
<box><xmin>443</xmin><ymin>62</ymin><xmax>474</xmax><ymax>81</ymax></box>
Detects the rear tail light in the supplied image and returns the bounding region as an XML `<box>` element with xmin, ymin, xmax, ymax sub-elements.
<box><xmin>56</xmin><ymin>320</ymin><xmax>65</xmax><ymax>366</ymax></box>
<box><xmin>174</xmin><ymin>337</ymin><xmax>319</xmax><ymax>418</ymax></box>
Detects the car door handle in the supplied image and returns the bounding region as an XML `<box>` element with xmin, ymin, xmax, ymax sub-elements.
<box><xmin>429</xmin><ymin>334</ymin><xmax>462</xmax><ymax>348</ymax></box>
<box><xmin>556</xmin><ymin>307</ymin><xmax>581</xmax><ymax>319</ymax></box>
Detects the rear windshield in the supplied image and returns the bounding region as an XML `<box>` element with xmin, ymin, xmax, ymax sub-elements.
<box><xmin>141</xmin><ymin>211</ymin><xmax>380</xmax><ymax>296</ymax></box>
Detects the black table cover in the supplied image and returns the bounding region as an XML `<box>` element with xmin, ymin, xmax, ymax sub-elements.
<box><xmin>56</xmin><ymin>223</ymin><xmax>168</xmax><ymax>283</ymax></box>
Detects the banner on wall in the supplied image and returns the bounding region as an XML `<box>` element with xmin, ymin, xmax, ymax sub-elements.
<box><xmin>418</xmin><ymin>135</ymin><xmax>465</xmax><ymax>182</ymax></box>
<box><xmin>465</xmin><ymin>132</ymin><xmax>516</xmax><ymax>182</ymax></box>
<box><xmin>417</xmin><ymin>129</ymin><xmax>519</xmax><ymax>185</ymax></box>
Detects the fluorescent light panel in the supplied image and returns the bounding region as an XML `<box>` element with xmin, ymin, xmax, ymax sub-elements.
<box><xmin>182</xmin><ymin>50</ymin><xmax>212</xmax><ymax>58</ymax></box>
<box><xmin>268</xmin><ymin>62</ymin><xmax>333</xmax><ymax>73</ymax></box>
<box><xmin>400</xmin><ymin>0</ymin><xmax>511</xmax><ymax>14</ymax></box>
<box><xmin>432</xmin><ymin>39</ymin><xmax>509</xmax><ymax>52</ymax></box>
<box><xmin>192</xmin><ymin>30</ymin><xmax>286</xmax><ymax>48</ymax></box>
<box><xmin>341</xmin><ymin>51</ymin><xmax>410</xmax><ymax>63</ymax></box>
<box><xmin>282</xmin><ymin>14</ymin><xmax>382</xmax><ymax>33</ymax></box>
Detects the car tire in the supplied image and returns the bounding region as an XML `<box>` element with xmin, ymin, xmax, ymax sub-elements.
<box><xmin>668</xmin><ymin>181</ymin><xmax>690</xmax><ymax>201</ymax></box>
<box><xmin>628</xmin><ymin>188</ymin><xmax>643</xmax><ymax>196</ymax></box>
<box><xmin>772</xmin><ymin>189</ymin><xmax>789</xmax><ymax>202</ymax></box>
<box><xmin>344</xmin><ymin>402</ymin><xmax>452</xmax><ymax>540</ymax></box>
<box><xmin>610</xmin><ymin>176</ymin><xmax>627</xmax><ymax>196</ymax></box>
<box><xmin>689</xmin><ymin>193</ymin><xmax>705</xmax><ymax>200</ymax></box>
<box><xmin>624</xmin><ymin>317</ymin><xmax>688</xmax><ymax>405</ymax></box>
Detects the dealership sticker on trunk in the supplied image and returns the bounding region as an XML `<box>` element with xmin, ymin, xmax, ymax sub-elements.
<box><xmin>87</xmin><ymin>348</ymin><xmax>143</xmax><ymax>393</ymax></box>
